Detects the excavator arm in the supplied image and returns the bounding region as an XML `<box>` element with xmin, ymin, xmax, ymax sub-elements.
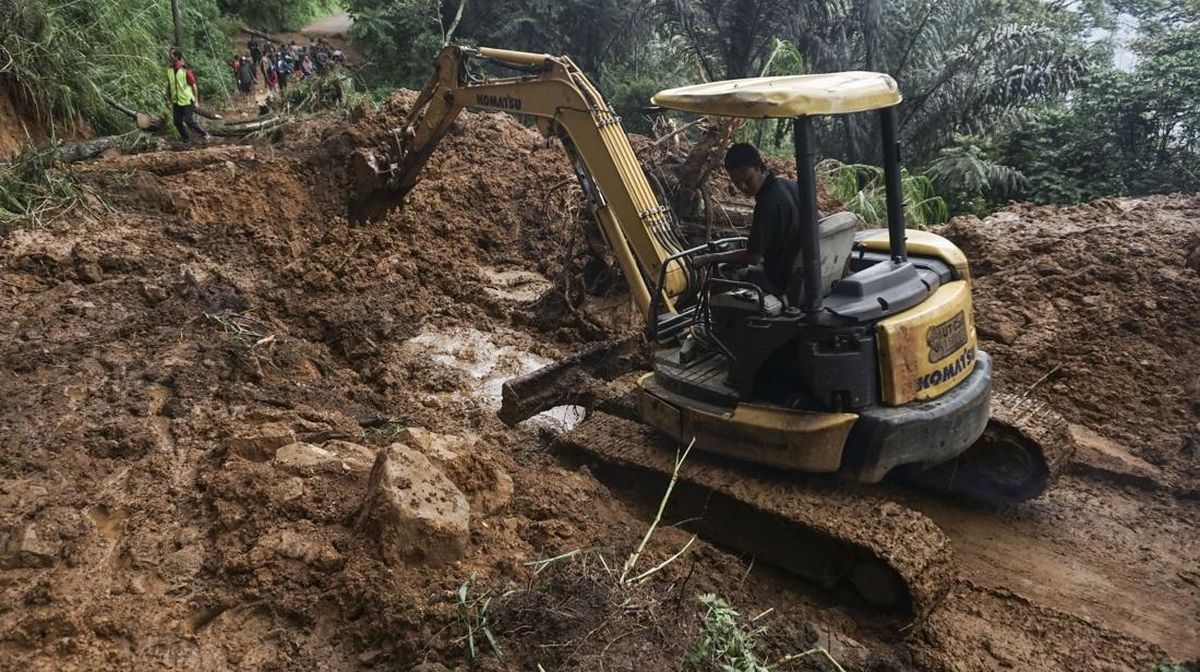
<box><xmin>357</xmin><ymin>45</ymin><xmax>696</xmax><ymax>322</ymax></box>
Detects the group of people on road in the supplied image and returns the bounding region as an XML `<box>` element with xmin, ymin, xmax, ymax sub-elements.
<box><xmin>232</xmin><ymin>35</ymin><xmax>345</xmax><ymax>97</ymax></box>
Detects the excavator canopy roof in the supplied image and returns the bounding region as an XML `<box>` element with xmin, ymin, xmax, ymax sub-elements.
<box><xmin>651</xmin><ymin>71</ymin><xmax>901</xmax><ymax>118</ymax></box>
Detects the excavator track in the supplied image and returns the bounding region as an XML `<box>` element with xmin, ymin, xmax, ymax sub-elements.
<box><xmin>899</xmin><ymin>393</ymin><xmax>1077</xmax><ymax>504</ymax></box>
<box><xmin>556</xmin><ymin>411</ymin><xmax>957</xmax><ymax>620</ymax></box>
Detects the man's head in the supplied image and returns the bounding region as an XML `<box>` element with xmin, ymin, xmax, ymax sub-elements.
<box><xmin>724</xmin><ymin>143</ymin><xmax>768</xmax><ymax>196</ymax></box>
<box><xmin>169</xmin><ymin>47</ymin><xmax>184</xmax><ymax>66</ymax></box>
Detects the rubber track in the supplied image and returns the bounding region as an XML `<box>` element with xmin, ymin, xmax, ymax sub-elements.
<box><xmin>557</xmin><ymin>411</ymin><xmax>957</xmax><ymax>619</ymax></box>
<box><xmin>987</xmin><ymin>392</ymin><xmax>1076</xmax><ymax>484</ymax></box>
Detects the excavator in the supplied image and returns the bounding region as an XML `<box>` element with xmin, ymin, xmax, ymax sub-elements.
<box><xmin>356</xmin><ymin>45</ymin><xmax>1074</xmax><ymax>617</ymax></box>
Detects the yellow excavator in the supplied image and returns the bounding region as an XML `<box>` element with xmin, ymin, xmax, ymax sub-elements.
<box><xmin>358</xmin><ymin>46</ymin><xmax>1073</xmax><ymax>616</ymax></box>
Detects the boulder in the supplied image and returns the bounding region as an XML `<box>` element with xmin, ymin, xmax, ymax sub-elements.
<box><xmin>1</xmin><ymin>525</ymin><xmax>59</xmax><ymax>569</ymax></box>
<box><xmin>358</xmin><ymin>444</ymin><xmax>469</xmax><ymax>567</ymax></box>
<box><xmin>396</xmin><ymin>427</ymin><xmax>513</xmax><ymax>515</ymax></box>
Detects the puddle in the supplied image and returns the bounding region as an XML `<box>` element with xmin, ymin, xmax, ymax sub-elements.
<box><xmin>87</xmin><ymin>504</ymin><xmax>129</xmax><ymax>540</ymax></box>
<box><xmin>481</xmin><ymin>268</ymin><xmax>553</xmax><ymax>303</ymax></box>
<box><xmin>403</xmin><ymin>327</ymin><xmax>585</xmax><ymax>433</ymax></box>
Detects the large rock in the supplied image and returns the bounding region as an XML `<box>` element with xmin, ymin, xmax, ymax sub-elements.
<box><xmin>358</xmin><ymin>444</ymin><xmax>469</xmax><ymax>567</ymax></box>
<box><xmin>396</xmin><ymin>427</ymin><xmax>513</xmax><ymax>515</ymax></box>
<box><xmin>228</xmin><ymin>422</ymin><xmax>296</xmax><ymax>462</ymax></box>
<box><xmin>274</xmin><ymin>440</ymin><xmax>374</xmax><ymax>473</ymax></box>
<box><xmin>1</xmin><ymin>525</ymin><xmax>59</xmax><ymax>569</ymax></box>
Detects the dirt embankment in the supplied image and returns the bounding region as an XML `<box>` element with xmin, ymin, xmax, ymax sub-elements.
<box><xmin>942</xmin><ymin>198</ymin><xmax>1200</xmax><ymax>488</ymax></box>
<box><xmin>0</xmin><ymin>100</ymin><xmax>788</xmax><ymax>672</ymax></box>
<box><xmin>0</xmin><ymin>92</ymin><xmax>1196</xmax><ymax>672</ymax></box>
<box><xmin>0</xmin><ymin>80</ymin><xmax>50</xmax><ymax>160</ymax></box>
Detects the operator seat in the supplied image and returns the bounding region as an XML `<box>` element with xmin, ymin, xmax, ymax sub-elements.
<box><xmin>785</xmin><ymin>211</ymin><xmax>859</xmax><ymax>306</ymax></box>
<box><xmin>708</xmin><ymin>211</ymin><xmax>860</xmax><ymax>316</ymax></box>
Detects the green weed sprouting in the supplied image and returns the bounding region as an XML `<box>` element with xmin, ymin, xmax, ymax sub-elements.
<box><xmin>689</xmin><ymin>593</ymin><xmax>771</xmax><ymax>672</ymax></box>
<box><xmin>455</xmin><ymin>573</ymin><xmax>505</xmax><ymax>662</ymax></box>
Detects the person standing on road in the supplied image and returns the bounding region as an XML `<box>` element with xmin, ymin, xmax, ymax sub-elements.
<box><xmin>165</xmin><ymin>47</ymin><xmax>209</xmax><ymax>144</ymax></box>
<box><xmin>248</xmin><ymin>36</ymin><xmax>261</xmax><ymax>79</ymax></box>
<box><xmin>236</xmin><ymin>55</ymin><xmax>254</xmax><ymax>96</ymax></box>
<box><xmin>275</xmin><ymin>54</ymin><xmax>291</xmax><ymax>91</ymax></box>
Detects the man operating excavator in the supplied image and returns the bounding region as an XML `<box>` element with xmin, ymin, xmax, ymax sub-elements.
<box><xmin>692</xmin><ymin>142</ymin><xmax>817</xmax><ymax>303</ymax></box>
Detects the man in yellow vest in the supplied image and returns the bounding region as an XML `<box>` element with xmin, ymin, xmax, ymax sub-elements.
<box><xmin>165</xmin><ymin>48</ymin><xmax>209</xmax><ymax>143</ymax></box>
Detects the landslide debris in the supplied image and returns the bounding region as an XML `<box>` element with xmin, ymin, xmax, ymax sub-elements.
<box><xmin>941</xmin><ymin>196</ymin><xmax>1200</xmax><ymax>484</ymax></box>
<box><xmin>0</xmin><ymin>91</ymin><xmax>1191</xmax><ymax>672</ymax></box>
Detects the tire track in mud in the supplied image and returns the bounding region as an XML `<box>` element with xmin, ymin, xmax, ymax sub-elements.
<box><xmin>898</xmin><ymin>474</ymin><xmax>1200</xmax><ymax>660</ymax></box>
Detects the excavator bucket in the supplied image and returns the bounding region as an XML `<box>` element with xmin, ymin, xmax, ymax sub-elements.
<box><xmin>498</xmin><ymin>337</ymin><xmax>643</xmax><ymax>426</ymax></box>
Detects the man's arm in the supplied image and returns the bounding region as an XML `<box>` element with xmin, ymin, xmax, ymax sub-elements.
<box><xmin>692</xmin><ymin>246</ymin><xmax>759</xmax><ymax>268</ymax></box>
<box><xmin>693</xmin><ymin>197</ymin><xmax>775</xmax><ymax>268</ymax></box>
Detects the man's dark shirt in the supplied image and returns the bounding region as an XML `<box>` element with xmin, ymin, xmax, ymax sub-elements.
<box><xmin>746</xmin><ymin>172</ymin><xmax>803</xmax><ymax>294</ymax></box>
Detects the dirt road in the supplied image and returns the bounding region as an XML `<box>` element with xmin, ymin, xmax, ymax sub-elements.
<box><xmin>300</xmin><ymin>11</ymin><xmax>352</xmax><ymax>36</ymax></box>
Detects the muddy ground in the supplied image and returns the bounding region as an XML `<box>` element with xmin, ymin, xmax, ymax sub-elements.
<box><xmin>0</xmin><ymin>97</ymin><xmax>1197</xmax><ymax>672</ymax></box>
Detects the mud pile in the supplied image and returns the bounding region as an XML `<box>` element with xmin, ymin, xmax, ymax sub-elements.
<box><xmin>0</xmin><ymin>100</ymin><xmax>885</xmax><ymax>671</ymax></box>
<box><xmin>941</xmin><ymin>196</ymin><xmax>1200</xmax><ymax>484</ymax></box>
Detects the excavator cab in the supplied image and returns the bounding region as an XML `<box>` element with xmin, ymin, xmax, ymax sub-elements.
<box><xmin>637</xmin><ymin>73</ymin><xmax>1001</xmax><ymax>484</ymax></box>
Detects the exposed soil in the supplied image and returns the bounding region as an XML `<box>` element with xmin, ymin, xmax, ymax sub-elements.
<box><xmin>0</xmin><ymin>80</ymin><xmax>51</xmax><ymax>160</ymax></box>
<box><xmin>942</xmin><ymin>198</ymin><xmax>1200</xmax><ymax>487</ymax></box>
<box><xmin>0</xmin><ymin>94</ymin><xmax>1197</xmax><ymax>672</ymax></box>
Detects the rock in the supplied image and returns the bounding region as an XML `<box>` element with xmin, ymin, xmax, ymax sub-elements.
<box><xmin>161</xmin><ymin>543</ymin><xmax>205</xmax><ymax>580</ymax></box>
<box><xmin>278</xmin><ymin>476</ymin><xmax>305</xmax><ymax>501</ymax></box>
<box><xmin>248</xmin><ymin>525</ymin><xmax>343</xmax><ymax>572</ymax></box>
<box><xmin>1</xmin><ymin>525</ymin><xmax>59</xmax><ymax>569</ymax></box>
<box><xmin>396</xmin><ymin>427</ymin><xmax>513</xmax><ymax>514</ymax></box>
<box><xmin>274</xmin><ymin>441</ymin><xmax>373</xmax><ymax>472</ymax></box>
<box><xmin>358</xmin><ymin>443</ymin><xmax>469</xmax><ymax>567</ymax></box>
<box><xmin>228</xmin><ymin>423</ymin><xmax>296</xmax><ymax>461</ymax></box>
<box><xmin>77</xmin><ymin>262</ymin><xmax>104</xmax><ymax>283</ymax></box>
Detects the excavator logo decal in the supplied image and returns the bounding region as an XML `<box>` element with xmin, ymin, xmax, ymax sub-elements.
<box><xmin>926</xmin><ymin>311</ymin><xmax>967</xmax><ymax>363</ymax></box>
<box><xmin>476</xmin><ymin>94</ymin><xmax>522</xmax><ymax>110</ymax></box>
<box><xmin>915</xmin><ymin>347</ymin><xmax>975</xmax><ymax>392</ymax></box>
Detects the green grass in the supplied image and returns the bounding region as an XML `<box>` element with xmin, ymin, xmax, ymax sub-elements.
<box><xmin>689</xmin><ymin>594</ymin><xmax>771</xmax><ymax>672</ymax></box>
<box><xmin>0</xmin><ymin>142</ymin><xmax>94</xmax><ymax>231</ymax></box>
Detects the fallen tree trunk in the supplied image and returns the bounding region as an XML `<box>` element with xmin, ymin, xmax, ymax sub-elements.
<box><xmin>102</xmin><ymin>94</ymin><xmax>164</xmax><ymax>132</ymax></box>
<box><xmin>209</xmin><ymin>115</ymin><xmax>288</xmax><ymax>136</ymax></box>
<box><xmin>499</xmin><ymin>337</ymin><xmax>643</xmax><ymax>426</ymax></box>
<box><xmin>54</xmin><ymin>136</ymin><xmax>164</xmax><ymax>163</ymax></box>
<box><xmin>74</xmin><ymin>145</ymin><xmax>256</xmax><ymax>176</ymax></box>
<box><xmin>240</xmin><ymin>27</ymin><xmax>277</xmax><ymax>43</ymax></box>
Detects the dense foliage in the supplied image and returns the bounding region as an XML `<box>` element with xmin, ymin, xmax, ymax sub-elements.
<box><xmin>1</xmin><ymin>0</ymin><xmax>236</xmax><ymax>135</ymax></box>
<box><xmin>0</xmin><ymin>0</ymin><xmax>342</xmax><ymax>137</ymax></box>
<box><xmin>343</xmin><ymin>0</ymin><xmax>1198</xmax><ymax>217</ymax></box>
<box><xmin>990</xmin><ymin>3</ymin><xmax>1200</xmax><ymax>203</ymax></box>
